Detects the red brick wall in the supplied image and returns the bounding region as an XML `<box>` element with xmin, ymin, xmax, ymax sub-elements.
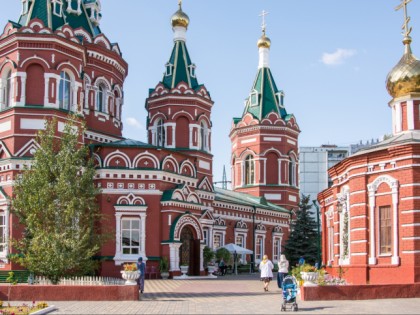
<box><xmin>0</xmin><ymin>285</ymin><xmax>139</xmax><ymax>301</ymax></box>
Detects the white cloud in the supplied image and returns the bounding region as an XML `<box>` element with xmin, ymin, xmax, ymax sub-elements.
<box><xmin>125</xmin><ymin>117</ymin><xmax>143</xmax><ymax>129</ymax></box>
<box><xmin>321</xmin><ymin>48</ymin><xmax>356</xmax><ymax>66</ymax></box>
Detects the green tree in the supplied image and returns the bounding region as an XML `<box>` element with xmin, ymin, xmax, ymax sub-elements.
<box><xmin>283</xmin><ymin>194</ymin><xmax>319</xmax><ymax>266</ymax></box>
<box><xmin>11</xmin><ymin>117</ymin><xmax>103</xmax><ymax>284</ymax></box>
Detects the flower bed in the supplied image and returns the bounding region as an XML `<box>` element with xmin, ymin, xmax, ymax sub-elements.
<box><xmin>0</xmin><ymin>284</ymin><xmax>139</xmax><ymax>301</ymax></box>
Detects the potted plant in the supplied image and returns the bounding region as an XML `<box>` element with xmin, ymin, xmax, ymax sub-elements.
<box><xmin>299</xmin><ymin>264</ymin><xmax>318</xmax><ymax>287</ymax></box>
<box><xmin>159</xmin><ymin>256</ymin><xmax>170</xmax><ymax>280</ymax></box>
<box><xmin>121</xmin><ymin>263</ymin><xmax>140</xmax><ymax>285</ymax></box>
<box><xmin>180</xmin><ymin>263</ymin><xmax>189</xmax><ymax>277</ymax></box>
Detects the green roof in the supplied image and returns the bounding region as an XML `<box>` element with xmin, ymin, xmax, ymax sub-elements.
<box><xmin>18</xmin><ymin>0</ymin><xmax>100</xmax><ymax>37</ymax></box>
<box><xmin>89</xmin><ymin>139</ymin><xmax>155</xmax><ymax>149</ymax></box>
<box><xmin>242</xmin><ymin>67</ymin><xmax>288</xmax><ymax>121</ymax></box>
<box><xmin>214</xmin><ymin>187</ymin><xmax>290</xmax><ymax>214</ymax></box>
<box><xmin>162</xmin><ymin>40</ymin><xmax>199</xmax><ymax>89</ymax></box>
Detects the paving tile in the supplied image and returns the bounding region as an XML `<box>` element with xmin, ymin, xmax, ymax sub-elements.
<box><xmin>15</xmin><ymin>274</ymin><xmax>418</xmax><ymax>314</ymax></box>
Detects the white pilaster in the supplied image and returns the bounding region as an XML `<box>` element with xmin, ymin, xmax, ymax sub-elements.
<box><xmin>368</xmin><ymin>192</ymin><xmax>376</xmax><ymax>265</ymax></box>
<box><xmin>200</xmin><ymin>244</ymin><xmax>205</xmax><ymax>272</ymax></box>
<box><xmin>407</xmin><ymin>100</ymin><xmax>414</xmax><ymax>130</ymax></box>
<box><xmin>17</xmin><ymin>72</ymin><xmax>27</xmax><ymax>106</ymax></box>
<box><xmin>140</xmin><ymin>213</ymin><xmax>147</xmax><ymax>253</ymax></box>
<box><xmin>391</xmin><ymin>189</ymin><xmax>400</xmax><ymax>265</ymax></box>
<box><xmin>169</xmin><ymin>243</ymin><xmax>182</xmax><ymax>271</ymax></box>
<box><xmin>395</xmin><ymin>102</ymin><xmax>402</xmax><ymax>133</ymax></box>
<box><xmin>115</xmin><ymin>213</ymin><xmax>122</xmax><ymax>256</ymax></box>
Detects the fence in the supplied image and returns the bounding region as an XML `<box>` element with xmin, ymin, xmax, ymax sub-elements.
<box><xmin>34</xmin><ymin>275</ymin><xmax>125</xmax><ymax>286</ymax></box>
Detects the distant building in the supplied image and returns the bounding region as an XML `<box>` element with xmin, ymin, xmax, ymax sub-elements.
<box><xmin>299</xmin><ymin>140</ymin><xmax>382</xmax><ymax>204</ymax></box>
<box><xmin>299</xmin><ymin>145</ymin><xmax>349</xmax><ymax>203</ymax></box>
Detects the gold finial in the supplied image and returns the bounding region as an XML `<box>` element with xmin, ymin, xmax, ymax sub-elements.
<box><xmin>259</xmin><ymin>10</ymin><xmax>269</xmax><ymax>34</ymax></box>
<box><xmin>172</xmin><ymin>0</ymin><xmax>189</xmax><ymax>28</ymax></box>
<box><xmin>257</xmin><ymin>10</ymin><xmax>271</xmax><ymax>49</ymax></box>
<box><xmin>395</xmin><ymin>0</ymin><xmax>413</xmax><ymax>38</ymax></box>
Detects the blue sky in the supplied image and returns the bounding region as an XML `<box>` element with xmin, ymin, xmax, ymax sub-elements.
<box><xmin>1</xmin><ymin>0</ymin><xmax>419</xmax><ymax>184</ymax></box>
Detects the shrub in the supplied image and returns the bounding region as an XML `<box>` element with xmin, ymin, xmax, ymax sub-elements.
<box><xmin>159</xmin><ymin>256</ymin><xmax>169</xmax><ymax>273</ymax></box>
<box><xmin>203</xmin><ymin>246</ymin><xmax>215</xmax><ymax>267</ymax></box>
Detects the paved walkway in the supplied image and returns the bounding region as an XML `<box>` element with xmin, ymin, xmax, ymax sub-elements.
<box><xmin>44</xmin><ymin>274</ymin><xmax>419</xmax><ymax>314</ymax></box>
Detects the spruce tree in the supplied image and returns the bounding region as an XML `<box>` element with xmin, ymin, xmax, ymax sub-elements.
<box><xmin>283</xmin><ymin>194</ymin><xmax>319</xmax><ymax>266</ymax></box>
<box><xmin>11</xmin><ymin>117</ymin><xmax>103</xmax><ymax>284</ymax></box>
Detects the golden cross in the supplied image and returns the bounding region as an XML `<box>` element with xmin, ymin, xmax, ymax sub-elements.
<box><xmin>259</xmin><ymin>10</ymin><xmax>269</xmax><ymax>33</ymax></box>
<box><xmin>178</xmin><ymin>0</ymin><xmax>182</xmax><ymax>9</ymax></box>
<box><xmin>395</xmin><ymin>0</ymin><xmax>412</xmax><ymax>37</ymax></box>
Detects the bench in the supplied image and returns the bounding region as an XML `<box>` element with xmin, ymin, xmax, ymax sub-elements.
<box><xmin>145</xmin><ymin>266</ymin><xmax>158</xmax><ymax>279</ymax></box>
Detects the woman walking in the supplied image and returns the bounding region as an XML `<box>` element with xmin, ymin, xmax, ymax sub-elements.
<box><xmin>259</xmin><ymin>254</ymin><xmax>274</xmax><ymax>292</ymax></box>
<box><xmin>277</xmin><ymin>254</ymin><xmax>289</xmax><ymax>289</ymax></box>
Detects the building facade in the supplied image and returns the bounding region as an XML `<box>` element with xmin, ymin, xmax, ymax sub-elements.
<box><xmin>317</xmin><ymin>2</ymin><xmax>420</xmax><ymax>285</ymax></box>
<box><xmin>0</xmin><ymin>1</ymin><xmax>298</xmax><ymax>278</ymax></box>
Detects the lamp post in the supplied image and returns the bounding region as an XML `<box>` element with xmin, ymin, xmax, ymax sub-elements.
<box><xmin>251</xmin><ymin>206</ymin><xmax>256</xmax><ymax>273</ymax></box>
<box><xmin>312</xmin><ymin>200</ymin><xmax>321</xmax><ymax>266</ymax></box>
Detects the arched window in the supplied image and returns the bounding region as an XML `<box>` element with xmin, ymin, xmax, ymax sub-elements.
<box><xmin>97</xmin><ymin>84</ymin><xmax>106</xmax><ymax>113</ymax></box>
<box><xmin>288</xmin><ymin>157</ymin><xmax>296</xmax><ymax>186</ymax></box>
<box><xmin>58</xmin><ymin>71</ymin><xmax>71</xmax><ymax>110</ymax></box>
<box><xmin>200</xmin><ymin>121</ymin><xmax>207</xmax><ymax>151</ymax></box>
<box><xmin>156</xmin><ymin>119</ymin><xmax>165</xmax><ymax>147</ymax></box>
<box><xmin>5</xmin><ymin>70</ymin><xmax>12</xmax><ymax>108</ymax></box>
<box><xmin>245</xmin><ymin>155</ymin><xmax>255</xmax><ymax>185</ymax></box>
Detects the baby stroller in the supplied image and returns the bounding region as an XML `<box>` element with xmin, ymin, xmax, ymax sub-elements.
<box><xmin>281</xmin><ymin>275</ymin><xmax>298</xmax><ymax>312</ymax></box>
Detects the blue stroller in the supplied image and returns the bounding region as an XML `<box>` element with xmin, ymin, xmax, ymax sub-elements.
<box><xmin>281</xmin><ymin>276</ymin><xmax>298</xmax><ymax>312</ymax></box>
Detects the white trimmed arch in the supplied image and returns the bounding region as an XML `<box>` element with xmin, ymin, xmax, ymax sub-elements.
<box><xmin>173</xmin><ymin>214</ymin><xmax>204</xmax><ymax>241</ymax></box>
<box><xmin>179</xmin><ymin>160</ymin><xmax>196</xmax><ymax>177</ymax></box>
<box><xmin>21</xmin><ymin>56</ymin><xmax>51</xmax><ymax>69</ymax></box>
<box><xmin>92</xmin><ymin>153</ymin><xmax>102</xmax><ymax>168</ymax></box>
<box><xmin>367</xmin><ymin>174</ymin><xmax>399</xmax><ymax>266</ymax></box>
<box><xmin>103</xmin><ymin>150</ymin><xmax>131</xmax><ymax>168</ymax></box>
<box><xmin>74</xmin><ymin>28</ymin><xmax>93</xmax><ymax>43</ymax></box>
<box><xmin>162</xmin><ymin>156</ymin><xmax>179</xmax><ymax>173</ymax></box>
<box><xmin>116</xmin><ymin>193</ymin><xmax>145</xmax><ymax>205</ymax></box>
<box><xmin>133</xmin><ymin>152</ymin><xmax>159</xmax><ymax>169</ymax></box>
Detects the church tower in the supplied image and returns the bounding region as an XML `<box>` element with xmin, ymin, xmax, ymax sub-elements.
<box><xmin>145</xmin><ymin>1</ymin><xmax>214</xmax><ymax>186</ymax></box>
<box><xmin>230</xmin><ymin>15</ymin><xmax>300</xmax><ymax>210</ymax></box>
<box><xmin>386</xmin><ymin>2</ymin><xmax>420</xmax><ymax>134</ymax></box>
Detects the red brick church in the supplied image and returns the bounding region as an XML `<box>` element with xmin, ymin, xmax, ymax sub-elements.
<box><xmin>0</xmin><ymin>1</ymin><xmax>300</xmax><ymax>278</ymax></box>
<box><xmin>318</xmin><ymin>1</ymin><xmax>420</xmax><ymax>285</ymax></box>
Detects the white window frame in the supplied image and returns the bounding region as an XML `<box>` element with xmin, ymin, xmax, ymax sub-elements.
<box><xmin>5</xmin><ymin>70</ymin><xmax>12</xmax><ymax>108</ymax></box>
<box><xmin>244</xmin><ymin>155</ymin><xmax>255</xmax><ymax>186</ymax></box>
<box><xmin>156</xmin><ymin>119</ymin><xmax>166</xmax><ymax>147</ymax></box>
<box><xmin>113</xmin><ymin>207</ymin><xmax>147</xmax><ymax>266</ymax></box>
<box><xmin>250</xmin><ymin>90</ymin><xmax>259</xmax><ymax>107</ymax></box>
<box><xmin>58</xmin><ymin>71</ymin><xmax>72</xmax><ymax>110</ymax></box>
<box><xmin>52</xmin><ymin>0</ymin><xmax>63</xmax><ymax>17</ymax></box>
<box><xmin>272</xmin><ymin>235</ymin><xmax>282</xmax><ymax>263</ymax></box>
<box><xmin>165</xmin><ymin>63</ymin><xmax>173</xmax><ymax>76</ymax></box>
<box><xmin>97</xmin><ymin>84</ymin><xmax>107</xmax><ymax>113</ymax></box>
<box><xmin>255</xmin><ymin>234</ymin><xmax>265</xmax><ymax>263</ymax></box>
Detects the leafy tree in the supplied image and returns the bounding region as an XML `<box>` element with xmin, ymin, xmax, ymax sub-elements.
<box><xmin>283</xmin><ymin>194</ymin><xmax>319</xmax><ymax>266</ymax></box>
<box><xmin>215</xmin><ymin>247</ymin><xmax>231</xmax><ymax>264</ymax></box>
<box><xmin>11</xmin><ymin>117</ymin><xmax>103</xmax><ymax>284</ymax></box>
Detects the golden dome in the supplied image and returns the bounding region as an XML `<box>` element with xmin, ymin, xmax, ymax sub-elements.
<box><xmin>386</xmin><ymin>37</ymin><xmax>420</xmax><ymax>98</ymax></box>
<box><xmin>257</xmin><ymin>33</ymin><xmax>271</xmax><ymax>49</ymax></box>
<box><xmin>171</xmin><ymin>5</ymin><xmax>190</xmax><ymax>29</ymax></box>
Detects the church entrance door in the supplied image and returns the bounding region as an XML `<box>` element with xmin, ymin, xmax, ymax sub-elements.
<box><xmin>179</xmin><ymin>226</ymin><xmax>200</xmax><ymax>276</ymax></box>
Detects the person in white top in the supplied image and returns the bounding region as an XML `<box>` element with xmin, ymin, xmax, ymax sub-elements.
<box><xmin>259</xmin><ymin>254</ymin><xmax>274</xmax><ymax>292</ymax></box>
<box><xmin>277</xmin><ymin>254</ymin><xmax>289</xmax><ymax>289</ymax></box>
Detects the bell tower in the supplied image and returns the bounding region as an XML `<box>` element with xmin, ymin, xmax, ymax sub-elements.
<box><xmin>145</xmin><ymin>1</ymin><xmax>214</xmax><ymax>184</ymax></box>
<box><xmin>230</xmin><ymin>13</ymin><xmax>300</xmax><ymax>210</ymax></box>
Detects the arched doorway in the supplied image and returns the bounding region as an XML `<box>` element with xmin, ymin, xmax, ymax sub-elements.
<box><xmin>179</xmin><ymin>225</ymin><xmax>200</xmax><ymax>276</ymax></box>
